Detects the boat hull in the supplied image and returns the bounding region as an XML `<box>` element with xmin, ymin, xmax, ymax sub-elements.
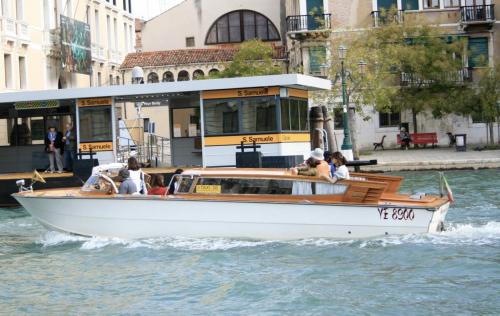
<box><xmin>13</xmin><ymin>195</ymin><xmax>449</xmax><ymax>240</ymax></box>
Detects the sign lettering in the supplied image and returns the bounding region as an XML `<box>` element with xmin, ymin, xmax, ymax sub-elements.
<box><xmin>79</xmin><ymin>142</ymin><xmax>113</xmax><ymax>152</ymax></box>
<box><xmin>77</xmin><ymin>97</ymin><xmax>112</xmax><ymax>107</ymax></box>
<box><xmin>196</xmin><ymin>185</ymin><xmax>221</xmax><ymax>194</ymax></box>
<box><xmin>378</xmin><ymin>207</ymin><xmax>415</xmax><ymax>221</ymax></box>
<box><xmin>15</xmin><ymin>100</ymin><xmax>59</xmax><ymax>110</ymax></box>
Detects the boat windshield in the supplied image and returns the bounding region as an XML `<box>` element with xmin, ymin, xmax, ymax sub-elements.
<box><xmin>82</xmin><ymin>174</ymin><xmax>118</xmax><ymax>194</ymax></box>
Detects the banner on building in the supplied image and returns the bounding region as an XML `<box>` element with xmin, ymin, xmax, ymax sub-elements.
<box><xmin>60</xmin><ymin>15</ymin><xmax>92</xmax><ymax>75</ymax></box>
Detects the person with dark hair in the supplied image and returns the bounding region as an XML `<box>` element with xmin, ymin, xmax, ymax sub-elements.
<box><xmin>148</xmin><ymin>174</ymin><xmax>167</xmax><ymax>196</ymax></box>
<box><xmin>127</xmin><ymin>157</ymin><xmax>148</xmax><ymax>194</ymax></box>
<box><xmin>168</xmin><ymin>168</ymin><xmax>184</xmax><ymax>194</ymax></box>
<box><xmin>118</xmin><ymin>169</ymin><xmax>137</xmax><ymax>195</ymax></box>
<box><xmin>323</xmin><ymin>150</ymin><xmax>336</xmax><ymax>177</ymax></box>
<box><xmin>45</xmin><ymin>126</ymin><xmax>64</xmax><ymax>173</ymax></box>
<box><xmin>63</xmin><ymin>122</ymin><xmax>76</xmax><ymax>171</ymax></box>
<box><xmin>332</xmin><ymin>151</ymin><xmax>350</xmax><ymax>180</ymax></box>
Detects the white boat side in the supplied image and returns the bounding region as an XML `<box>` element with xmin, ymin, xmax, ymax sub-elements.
<box><xmin>14</xmin><ymin>194</ymin><xmax>449</xmax><ymax>240</ymax></box>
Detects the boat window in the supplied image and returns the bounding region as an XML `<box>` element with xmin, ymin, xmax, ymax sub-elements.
<box><xmin>195</xmin><ymin>178</ymin><xmax>293</xmax><ymax>195</ymax></box>
<box><xmin>176</xmin><ymin>176</ymin><xmax>194</xmax><ymax>193</ymax></box>
<box><xmin>81</xmin><ymin>175</ymin><xmax>117</xmax><ymax>194</ymax></box>
<box><xmin>292</xmin><ymin>181</ymin><xmax>347</xmax><ymax>195</ymax></box>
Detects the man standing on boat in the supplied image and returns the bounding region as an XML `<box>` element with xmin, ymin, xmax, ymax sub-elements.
<box><xmin>63</xmin><ymin>123</ymin><xmax>76</xmax><ymax>172</ymax></box>
<box><xmin>45</xmin><ymin>126</ymin><xmax>64</xmax><ymax>173</ymax></box>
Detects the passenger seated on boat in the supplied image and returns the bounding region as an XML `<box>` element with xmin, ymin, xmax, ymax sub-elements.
<box><xmin>128</xmin><ymin>157</ymin><xmax>148</xmax><ymax>195</ymax></box>
<box><xmin>118</xmin><ymin>169</ymin><xmax>138</xmax><ymax>195</ymax></box>
<box><xmin>332</xmin><ymin>152</ymin><xmax>350</xmax><ymax>180</ymax></box>
<box><xmin>290</xmin><ymin>148</ymin><xmax>331</xmax><ymax>179</ymax></box>
<box><xmin>148</xmin><ymin>174</ymin><xmax>167</xmax><ymax>196</ymax></box>
<box><xmin>168</xmin><ymin>169</ymin><xmax>184</xmax><ymax>194</ymax></box>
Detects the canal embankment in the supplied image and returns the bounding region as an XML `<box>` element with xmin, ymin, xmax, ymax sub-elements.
<box><xmin>359</xmin><ymin>148</ymin><xmax>500</xmax><ymax>172</ymax></box>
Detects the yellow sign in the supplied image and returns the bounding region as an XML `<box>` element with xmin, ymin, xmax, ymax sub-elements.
<box><xmin>77</xmin><ymin>97</ymin><xmax>112</xmax><ymax>107</ymax></box>
<box><xmin>202</xmin><ymin>87</ymin><xmax>280</xmax><ymax>100</ymax></box>
<box><xmin>204</xmin><ymin>133</ymin><xmax>310</xmax><ymax>147</ymax></box>
<box><xmin>196</xmin><ymin>185</ymin><xmax>221</xmax><ymax>194</ymax></box>
<box><xmin>79</xmin><ymin>142</ymin><xmax>113</xmax><ymax>152</ymax></box>
<box><xmin>15</xmin><ymin>100</ymin><xmax>59</xmax><ymax>110</ymax></box>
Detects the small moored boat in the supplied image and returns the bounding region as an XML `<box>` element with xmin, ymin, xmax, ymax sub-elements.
<box><xmin>12</xmin><ymin>165</ymin><xmax>450</xmax><ymax>240</ymax></box>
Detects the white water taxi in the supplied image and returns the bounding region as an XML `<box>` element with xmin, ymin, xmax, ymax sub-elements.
<box><xmin>12</xmin><ymin>165</ymin><xmax>450</xmax><ymax>240</ymax></box>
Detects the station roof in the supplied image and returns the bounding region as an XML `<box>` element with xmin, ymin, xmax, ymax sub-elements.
<box><xmin>0</xmin><ymin>74</ymin><xmax>331</xmax><ymax>103</ymax></box>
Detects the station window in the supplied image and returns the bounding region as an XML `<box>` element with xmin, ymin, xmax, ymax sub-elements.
<box><xmin>240</xmin><ymin>97</ymin><xmax>277</xmax><ymax>133</ymax></box>
<box><xmin>79</xmin><ymin>106</ymin><xmax>112</xmax><ymax>142</ymax></box>
<box><xmin>204</xmin><ymin>100</ymin><xmax>239</xmax><ymax>135</ymax></box>
<box><xmin>423</xmin><ymin>0</ymin><xmax>440</xmax><ymax>9</ymax></box>
<box><xmin>280</xmin><ymin>98</ymin><xmax>309</xmax><ymax>131</ymax></box>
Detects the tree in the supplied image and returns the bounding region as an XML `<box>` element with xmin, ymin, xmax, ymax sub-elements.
<box><xmin>324</xmin><ymin>10</ymin><xmax>470</xmax><ymax>156</ymax></box>
<box><xmin>210</xmin><ymin>39</ymin><xmax>283</xmax><ymax>78</ymax></box>
<box><xmin>456</xmin><ymin>65</ymin><xmax>500</xmax><ymax>144</ymax></box>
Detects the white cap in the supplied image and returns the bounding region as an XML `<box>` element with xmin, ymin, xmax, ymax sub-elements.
<box><xmin>310</xmin><ymin>148</ymin><xmax>324</xmax><ymax>161</ymax></box>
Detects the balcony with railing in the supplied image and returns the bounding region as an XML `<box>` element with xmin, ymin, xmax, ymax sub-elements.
<box><xmin>371</xmin><ymin>10</ymin><xmax>404</xmax><ymax>27</ymax></box>
<box><xmin>400</xmin><ymin>68</ymin><xmax>472</xmax><ymax>87</ymax></box>
<box><xmin>460</xmin><ymin>4</ymin><xmax>495</xmax><ymax>27</ymax></box>
<box><xmin>286</xmin><ymin>14</ymin><xmax>332</xmax><ymax>33</ymax></box>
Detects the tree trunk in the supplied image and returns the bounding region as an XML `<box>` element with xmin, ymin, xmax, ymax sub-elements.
<box><xmin>348</xmin><ymin>107</ymin><xmax>359</xmax><ymax>160</ymax></box>
<box><xmin>488</xmin><ymin>122</ymin><xmax>494</xmax><ymax>144</ymax></box>
<box><xmin>412</xmin><ymin>109</ymin><xmax>418</xmax><ymax>148</ymax></box>
<box><xmin>497</xmin><ymin>116</ymin><xmax>500</xmax><ymax>144</ymax></box>
<box><xmin>321</xmin><ymin>106</ymin><xmax>336</xmax><ymax>152</ymax></box>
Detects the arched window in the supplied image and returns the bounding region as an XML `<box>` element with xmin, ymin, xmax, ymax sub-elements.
<box><xmin>205</xmin><ymin>10</ymin><xmax>280</xmax><ymax>45</ymax></box>
<box><xmin>115</xmin><ymin>76</ymin><xmax>120</xmax><ymax>85</ymax></box>
<box><xmin>208</xmin><ymin>69</ymin><xmax>220</xmax><ymax>76</ymax></box>
<box><xmin>178</xmin><ymin>70</ymin><xmax>190</xmax><ymax>81</ymax></box>
<box><xmin>162</xmin><ymin>71</ymin><xmax>174</xmax><ymax>82</ymax></box>
<box><xmin>147</xmin><ymin>72</ymin><xmax>159</xmax><ymax>83</ymax></box>
<box><xmin>193</xmin><ymin>69</ymin><xmax>205</xmax><ymax>80</ymax></box>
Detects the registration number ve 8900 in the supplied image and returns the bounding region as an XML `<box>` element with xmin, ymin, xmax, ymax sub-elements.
<box><xmin>378</xmin><ymin>207</ymin><xmax>415</xmax><ymax>221</ymax></box>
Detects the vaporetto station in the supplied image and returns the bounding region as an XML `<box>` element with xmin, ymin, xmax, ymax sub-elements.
<box><xmin>0</xmin><ymin>75</ymin><xmax>330</xmax><ymax>172</ymax></box>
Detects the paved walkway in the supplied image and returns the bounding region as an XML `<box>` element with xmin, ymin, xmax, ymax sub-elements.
<box><xmin>358</xmin><ymin>147</ymin><xmax>500</xmax><ymax>171</ymax></box>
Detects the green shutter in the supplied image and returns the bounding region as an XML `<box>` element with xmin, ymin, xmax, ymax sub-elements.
<box><xmin>468</xmin><ymin>37</ymin><xmax>489</xmax><ymax>68</ymax></box>
<box><xmin>309</xmin><ymin>47</ymin><xmax>326</xmax><ymax>75</ymax></box>
<box><xmin>402</xmin><ymin>0</ymin><xmax>418</xmax><ymax>10</ymax></box>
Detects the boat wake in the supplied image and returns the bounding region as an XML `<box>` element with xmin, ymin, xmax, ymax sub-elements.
<box><xmin>36</xmin><ymin>221</ymin><xmax>500</xmax><ymax>251</ymax></box>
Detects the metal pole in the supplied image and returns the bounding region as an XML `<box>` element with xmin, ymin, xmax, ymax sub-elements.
<box><xmin>340</xmin><ymin>61</ymin><xmax>352</xmax><ymax>151</ymax></box>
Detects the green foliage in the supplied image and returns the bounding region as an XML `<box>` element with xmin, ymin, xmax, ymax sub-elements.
<box><xmin>211</xmin><ymin>40</ymin><xmax>283</xmax><ymax>78</ymax></box>
<box><xmin>327</xmin><ymin>11</ymin><xmax>471</xmax><ymax>121</ymax></box>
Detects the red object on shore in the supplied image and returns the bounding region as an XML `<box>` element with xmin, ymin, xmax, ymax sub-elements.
<box><xmin>397</xmin><ymin>132</ymin><xmax>438</xmax><ymax>147</ymax></box>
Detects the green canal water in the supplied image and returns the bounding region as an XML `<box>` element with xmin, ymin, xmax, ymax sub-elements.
<box><xmin>0</xmin><ymin>169</ymin><xmax>499</xmax><ymax>315</ymax></box>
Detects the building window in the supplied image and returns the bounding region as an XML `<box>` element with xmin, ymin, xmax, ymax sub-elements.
<box><xmin>113</xmin><ymin>18</ymin><xmax>118</xmax><ymax>50</ymax></box>
<box><xmin>109</xmin><ymin>74</ymin><xmax>113</xmax><ymax>85</ymax></box>
<box><xmin>94</xmin><ymin>10</ymin><xmax>100</xmax><ymax>45</ymax></box>
<box><xmin>4</xmin><ymin>54</ymin><xmax>13</xmax><ymax>89</ymax></box>
<box><xmin>97</xmin><ymin>72</ymin><xmax>102</xmax><ymax>86</ymax></box>
<box><xmin>18</xmin><ymin>56</ymin><xmax>26</xmax><ymax>89</ymax></box>
<box><xmin>193</xmin><ymin>69</ymin><xmax>205</xmax><ymax>80</ymax></box>
<box><xmin>123</xmin><ymin>23</ymin><xmax>128</xmax><ymax>52</ymax></box>
<box><xmin>402</xmin><ymin>0</ymin><xmax>419</xmax><ymax>10</ymax></box>
<box><xmin>106</xmin><ymin>15</ymin><xmax>111</xmax><ymax>49</ymax></box>
<box><xmin>468</xmin><ymin>37</ymin><xmax>488</xmax><ymax>68</ymax></box>
<box><xmin>444</xmin><ymin>0</ymin><xmax>460</xmax><ymax>7</ymax></box>
<box><xmin>422</xmin><ymin>0</ymin><xmax>440</xmax><ymax>9</ymax></box>
<box><xmin>79</xmin><ymin>107</ymin><xmax>112</xmax><ymax>142</ymax></box>
<box><xmin>147</xmin><ymin>72</ymin><xmax>159</xmax><ymax>83</ymax></box>
<box><xmin>208</xmin><ymin>69</ymin><xmax>220</xmax><ymax>76</ymax></box>
<box><xmin>16</xmin><ymin>0</ymin><xmax>24</xmax><ymax>20</ymax></box>
<box><xmin>379</xmin><ymin>112</ymin><xmax>401</xmax><ymax>127</ymax></box>
<box><xmin>178</xmin><ymin>70</ymin><xmax>190</xmax><ymax>81</ymax></box>
<box><xmin>128</xmin><ymin>0</ymin><xmax>132</xmax><ymax>13</ymax></box>
<box><xmin>308</xmin><ymin>47</ymin><xmax>327</xmax><ymax>76</ymax></box>
<box><xmin>115</xmin><ymin>76</ymin><xmax>120</xmax><ymax>85</ymax></box>
<box><xmin>162</xmin><ymin>71</ymin><xmax>174</xmax><ymax>82</ymax></box>
<box><xmin>205</xmin><ymin>10</ymin><xmax>280</xmax><ymax>45</ymax></box>
<box><xmin>280</xmin><ymin>98</ymin><xmax>309</xmax><ymax>131</ymax></box>
<box><xmin>186</xmin><ymin>37</ymin><xmax>195</xmax><ymax>47</ymax></box>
